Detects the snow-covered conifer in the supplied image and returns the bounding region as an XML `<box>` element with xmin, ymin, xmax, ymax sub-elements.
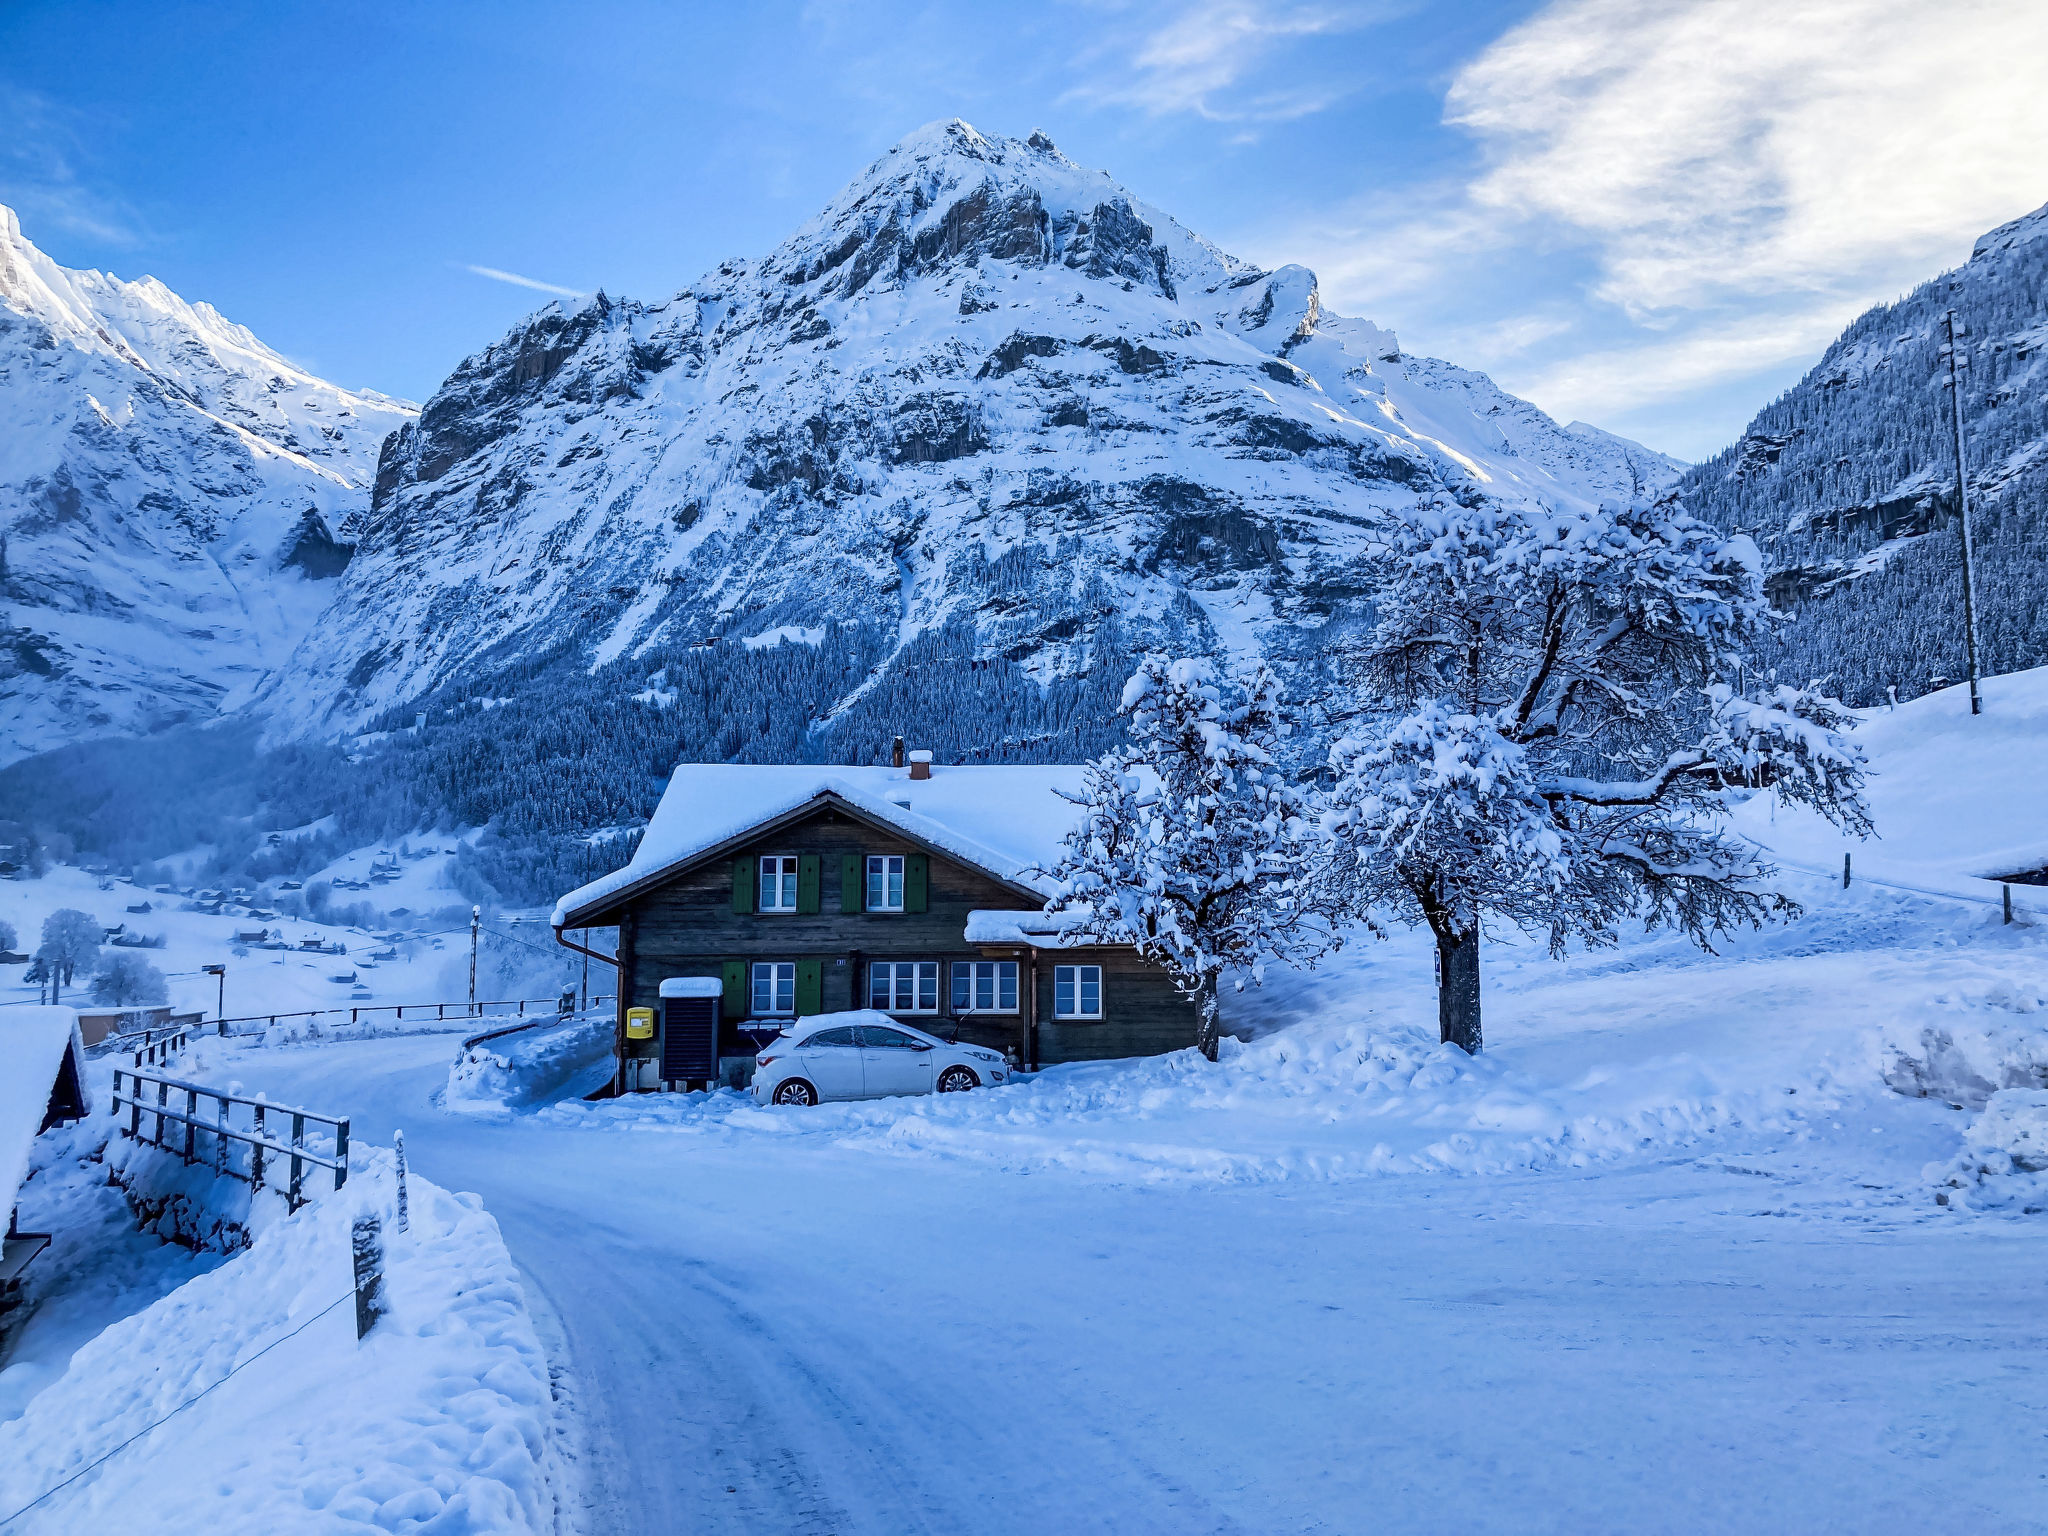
<box><xmin>1043</xmin><ymin>657</ymin><xmax>1337</xmax><ymax>1059</ymax></box>
<box><xmin>1323</xmin><ymin>495</ymin><xmax>1871</xmax><ymax>1053</ymax></box>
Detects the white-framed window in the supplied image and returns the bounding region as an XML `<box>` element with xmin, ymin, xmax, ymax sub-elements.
<box><xmin>752</xmin><ymin>961</ymin><xmax>796</xmax><ymax>1015</ymax></box>
<box><xmin>1053</xmin><ymin>964</ymin><xmax>1102</xmax><ymax>1019</ymax></box>
<box><xmin>865</xmin><ymin>854</ymin><xmax>905</xmax><ymax>913</ymax></box>
<box><xmin>869</xmin><ymin>960</ymin><xmax>939</xmax><ymax>1013</ymax></box>
<box><xmin>952</xmin><ymin>960</ymin><xmax>1018</xmax><ymax>1014</ymax></box>
<box><xmin>759</xmin><ymin>855</ymin><xmax>799</xmax><ymax>912</ymax></box>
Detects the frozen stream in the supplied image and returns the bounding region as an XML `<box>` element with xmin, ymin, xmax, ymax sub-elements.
<box><xmin>196</xmin><ymin>1008</ymin><xmax>2048</xmax><ymax>1536</ymax></box>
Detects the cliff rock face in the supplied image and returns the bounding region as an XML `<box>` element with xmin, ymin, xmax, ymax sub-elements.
<box><xmin>0</xmin><ymin>205</ymin><xmax>413</xmax><ymax>760</ymax></box>
<box><xmin>1677</xmin><ymin>200</ymin><xmax>2048</xmax><ymax>704</ymax></box>
<box><xmin>261</xmin><ymin>121</ymin><xmax>1673</xmax><ymax>737</ymax></box>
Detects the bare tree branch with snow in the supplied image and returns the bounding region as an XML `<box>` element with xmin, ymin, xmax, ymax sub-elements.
<box><xmin>1322</xmin><ymin>494</ymin><xmax>1871</xmax><ymax>1053</ymax></box>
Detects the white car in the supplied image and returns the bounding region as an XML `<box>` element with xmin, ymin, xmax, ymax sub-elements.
<box><xmin>750</xmin><ymin>1010</ymin><xmax>1011</xmax><ymax>1105</ymax></box>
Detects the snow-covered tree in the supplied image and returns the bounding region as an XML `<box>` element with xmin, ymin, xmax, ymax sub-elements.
<box><xmin>36</xmin><ymin>908</ymin><xmax>102</xmax><ymax>1002</ymax></box>
<box><xmin>1323</xmin><ymin>495</ymin><xmax>1870</xmax><ymax>1054</ymax></box>
<box><xmin>1042</xmin><ymin>657</ymin><xmax>1338</xmax><ymax>1059</ymax></box>
<box><xmin>92</xmin><ymin>951</ymin><xmax>169</xmax><ymax>1007</ymax></box>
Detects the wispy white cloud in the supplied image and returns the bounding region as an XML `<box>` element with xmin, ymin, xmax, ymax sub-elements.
<box><xmin>1276</xmin><ymin>0</ymin><xmax>2048</xmax><ymax>454</ymax></box>
<box><xmin>463</xmin><ymin>264</ymin><xmax>583</xmax><ymax>298</ymax></box>
<box><xmin>1065</xmin><ymin>1</ymin><xmax>1388</xmax><ymax>123</ymax></box>
<box><xmin>0</xmin><ymin>86</ymin><xmax>149</xmax><ymax>247</ymax></box>
<box><xmin>1447</xmin><ymin>0</ymin><xmax>2048</xmax><ymax>315</ymax></box>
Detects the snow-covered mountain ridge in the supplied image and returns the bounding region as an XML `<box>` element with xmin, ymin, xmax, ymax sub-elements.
<box><xmin>262</xmin><ymin>121</ymin><xmax>1676</xmax><ymax>737</ymax></box>
<box><xmin>1678</xmin><ymin>198</ymin><xmax>2048</xmax><ymax>705</ymax></box>
<box><xmin>0</xmin><ymin>204</ymin><xmax>414</xmax><ymax>762</ymax></box>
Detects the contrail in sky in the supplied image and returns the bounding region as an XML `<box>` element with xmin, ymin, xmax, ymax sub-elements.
<box><xmin>463</xmin><ymin>264</ymin><xmax>583</xmax><ymax>297</ymax></box>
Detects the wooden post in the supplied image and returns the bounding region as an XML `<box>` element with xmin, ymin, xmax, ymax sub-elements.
<box><xmin>184</xmin><ymin>1087</ymin><xmax>196</xmax><ymax>1162</ymax></box>
<box><xmin>215</xmin><ymin>1092</ymin><xmax>229</xmax><ymax>1174</ymax></box>
<box><xmin>155</xmin><ymin>1076</ymin><xmax>168</xmax><ymax>1148</ymax></box>
<box><xmin>352</xmin><ymin>1215</ymin><xmax>386</xmax><ymax>1339</ymax></box>
<box><xmin>291</xmin><ymin>1113</ymin><xmax>305</xmax><ymax>1208</ymax></box>
<box><xmin>334</xmin><ymin>1119</ymin><xmax>350</xmax><ymax>1191</ymax></box>
<box><xmin>252</xmin><ymin>1103</ymin><xmax>266</xmax><ymax>1192</ymax></box>
<box><xmin>394</xmin><ymin>1129</ymin><xmax>410</xmax><ymax>1234</ymax></box>
<box><xmin>1843</xmin><ymin>852</ymin><xmax>1852</xmax><ymax>889</ymax></box>
<box><xmin>2005</xmin><ymin>884</ymin><xmax>2014</xmax><ymax>925</ymax></box>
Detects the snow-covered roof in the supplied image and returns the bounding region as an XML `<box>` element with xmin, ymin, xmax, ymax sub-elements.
<box><xmin>2</xmin><ymin>1007</ymin><xmax>90</xmax><ymax>1217</ymax></box>
<box><xmin>963</xmin><ymin>910</ymin><xmax>1093</xmax><ymax>949</ymax></box>
<box><xmin>554</xmin><ymin>764</ymin><xmax>1089</xmax><ymax>926</ymax></box>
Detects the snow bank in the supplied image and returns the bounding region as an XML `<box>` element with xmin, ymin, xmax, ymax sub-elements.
<box><xmin>1927</xmin><ymin>1088</ymin><xmax>2048</xmax><ymax>1213</ymax></box>
<box><xmin>1730</xmin><ymin>666</ymin><xmax>2048</xmax><ymax>901</ymax></box>
<box><xmin>446</xmin><ymin>1010</ymin><xmax>615</xmax><ymax>1113</ymax></box>
<box><xmin>0</xmin><ymin>1149</ymin><xmax>556</xmax><ymax>1534</ymax></box>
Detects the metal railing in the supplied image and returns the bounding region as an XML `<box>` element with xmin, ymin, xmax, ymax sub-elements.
<box><xmin>214</xmin><ymin>994</ymin><xmax>615</xmax><ymax>1037</ymax></box>
<box><xmin>111</xmin><ymin>1066</ymin><xmax>349</xmax><ymax>1212</ymax></box>
<box><xmin>114</xmin><ymin>1023</ymin><xmax>194</xmax><ymax>1069</ymax></box>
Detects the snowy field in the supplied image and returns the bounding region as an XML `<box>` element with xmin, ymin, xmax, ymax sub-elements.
<box><xmin>0</xmin><ymin>855</ymin><xmax>576</xmax><ymax>1033</ymax></box>
<box><xmin>4</xmin><ymin>674</ymin><xmax>2048</xmax><ymax>1532</ymax></box>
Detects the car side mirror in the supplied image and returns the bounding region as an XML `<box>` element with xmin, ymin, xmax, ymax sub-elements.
<box><xmin>912</xmin><ymin>1042</ymin><xmax>933</xmax><ymax>1052</ymax></box>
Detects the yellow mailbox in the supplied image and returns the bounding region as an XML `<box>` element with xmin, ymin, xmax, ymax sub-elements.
<box><xmin>625</xmin><ymin>1007</ymin><xmax>655</xmax><ymax>1041</ymax></box>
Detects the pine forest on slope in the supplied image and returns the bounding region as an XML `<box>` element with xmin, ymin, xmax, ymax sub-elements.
<box><xmin>1680</xmin><ymin>200</ymin><xmax>2048</xmax><ymax>706</ymax></box>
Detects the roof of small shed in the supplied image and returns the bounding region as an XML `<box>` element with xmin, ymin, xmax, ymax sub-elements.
<box><xmin>2</xmin><ymin>1007</ymin><xmax>90</xmax><ymax>1217</ymax></box>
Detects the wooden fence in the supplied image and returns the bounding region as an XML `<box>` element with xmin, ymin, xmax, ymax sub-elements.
<box><xmin>110</xmin><ymin>1066</ymin><xmax>350</xmax><ymax>1212</ymax></box>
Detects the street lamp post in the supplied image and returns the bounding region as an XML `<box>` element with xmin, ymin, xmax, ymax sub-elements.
<box><xmin>203</xmin><ymin>963</ymin><xmax>226</xmax><ymax>1032</ymax></box>
<box><xmin>1940</xmin><ymin>308</ymin><xmax>1984</xmax><ymax>716</ymax></box>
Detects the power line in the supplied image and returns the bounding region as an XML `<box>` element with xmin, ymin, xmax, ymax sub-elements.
<box><xmin>0</xmin><ymin>1290</ymin><xmax>355</xmax><ymax>1527</ymax></box>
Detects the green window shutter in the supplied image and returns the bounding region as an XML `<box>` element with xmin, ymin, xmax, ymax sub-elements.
<box><xmin>731</xmin><ymin>858</ymin><xmax>755</xmax><ymax>914</ymax></box>
<box><xmin>795</xmin><ymin>958</ymin><xmax>822</xmax><ymax>1016</ymax></box>
<box><xmin>797</xmin><ymin>853</ymin><xmax>820</xmax><ymax>914</ymax></box>
<box><xmin>721</xmin><ymin>960</ymin><xmax>746</xmax><ymax>1018</ymax></box>
<box><xmin>840</xmin><ymin>853</ymin><xmax>863</xmax><ymax>913</ymax></box>
<box><xmin>905</xmin><ymin>853</ymin><xmax>928</xmax><ymax>913</ymax></box>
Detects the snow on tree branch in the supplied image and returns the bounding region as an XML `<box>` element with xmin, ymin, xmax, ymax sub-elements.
<box><xmin>1042</xmin><ymin>657</ymin><xmax>1341</xmax><ymax>1057</ymax></box>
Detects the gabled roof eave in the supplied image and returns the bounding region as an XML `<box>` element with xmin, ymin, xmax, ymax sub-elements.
<box><xmin>554</xmin><ymin>789</ymin><xmax>1050</xmax><ymax>929</ymax></box>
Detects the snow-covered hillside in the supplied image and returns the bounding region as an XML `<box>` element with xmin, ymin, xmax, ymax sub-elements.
<box><xmin>261</xmin><ymin>120</ymin><xmax>1676</xmax><ymax>736</ymax></box>
<box><xmin>0</xmin><ymin>205</ymin><xmax>414</xmax><ymax>761</ymax></box>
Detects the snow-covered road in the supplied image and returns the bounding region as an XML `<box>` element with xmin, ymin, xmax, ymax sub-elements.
<box><xmin>198</xmin><ymin>1005</ymin><xmax>2048</xmax><ymax>1535</ymax></box>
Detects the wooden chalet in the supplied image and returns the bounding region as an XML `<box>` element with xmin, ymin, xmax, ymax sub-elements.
<box><xmin>552</xmin><ymin>755</ymin><xmax>1199</xmax><ymax>1092</ymax></box>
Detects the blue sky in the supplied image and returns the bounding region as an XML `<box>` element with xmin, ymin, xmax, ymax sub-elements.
<box><xmin>4</xmin><ymin>0</ymin><xmax>2044</xmax><ymax>459</ymax></box>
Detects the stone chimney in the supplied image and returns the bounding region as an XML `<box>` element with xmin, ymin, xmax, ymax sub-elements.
<box><xmin>891</xmin><ymin>736</ymin><xmax>905</xmax><ymax>769</ymax></box>
<box><xmin>908</xmin><ymin>749</ymin><xmax>933</xmax><ymax>781</ymax></box>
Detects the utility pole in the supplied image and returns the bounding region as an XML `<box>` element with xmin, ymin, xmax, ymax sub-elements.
<box><xmin>469</xmin><ymin>905</ymin><xmax>480</xmax><ymax>1016</ymax></box>
<box><xmin>204</xmin><ymin>963</ymin><xmax>226</xmax><ymax>1029</ymax></box>
<box><xmin>1941</xmin><ymin>308</ymin><xmax>1984</xmax><ymax>716</ymax></box>
<box><xmin>580</xmin><ymin>927</ymin><xmax>590</xmax><ymax>1012</ymax></box>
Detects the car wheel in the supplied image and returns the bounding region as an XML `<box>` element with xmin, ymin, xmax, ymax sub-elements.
<box><xmin>936</xmin><ymin>1065</ymin><xmax>979</xmax><ymax>1093</ymax></box>
<box><xmin>773</xmin><ymin>1078</ymin><xmax>818</xmax><ymax>1106</ymax></box>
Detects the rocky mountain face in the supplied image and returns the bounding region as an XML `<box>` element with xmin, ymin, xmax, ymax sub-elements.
<box><xmin>1678</xmin><ymin>201</ymin><xmax>2048</xmax><ymax>705</ymax></box>
<box><xmin>260</xmin><ymin>121</ymin><xmax>1675</xmax><ymax>741</ymax></box>
<box><xmin>0</xmin><ymin>205</ymin><xmax>413</xmax><ymax>762</ymax></box>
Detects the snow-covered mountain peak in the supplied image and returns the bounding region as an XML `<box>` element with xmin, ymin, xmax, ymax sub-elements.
<box><xmin>0</xmin><ymin>204</ymin><xmax>413</xmax><ymax>760</ymax></box>
<box><xmin>257</xmin><ymin>123</ymin><xmax>1678</xmax><ymax>738</ymax></box>
<box><xmin>762</xmin><ymin>118</ymin><xmax>1252</xmax><ymax>307</ymax></box>
<box><xmin>0</xmin><ymin>203</ymin><xmax>412</xmax><ymax>485</ymax></box>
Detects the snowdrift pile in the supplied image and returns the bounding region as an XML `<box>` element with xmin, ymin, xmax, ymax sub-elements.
<box><xmin>445</xmin><ymin>1010</ymin><xmax>615</xmax><ymax>1113</ymax></box>
<box><xmin>1928</xmin><ymin>1088</ymin><xmax>2048</xmax><ymax>1213</ymax></box>
<box><xmin>0</xmin><ymin>1134</ymin><xmax>556</xmax><ymax>1533</ymax></box>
